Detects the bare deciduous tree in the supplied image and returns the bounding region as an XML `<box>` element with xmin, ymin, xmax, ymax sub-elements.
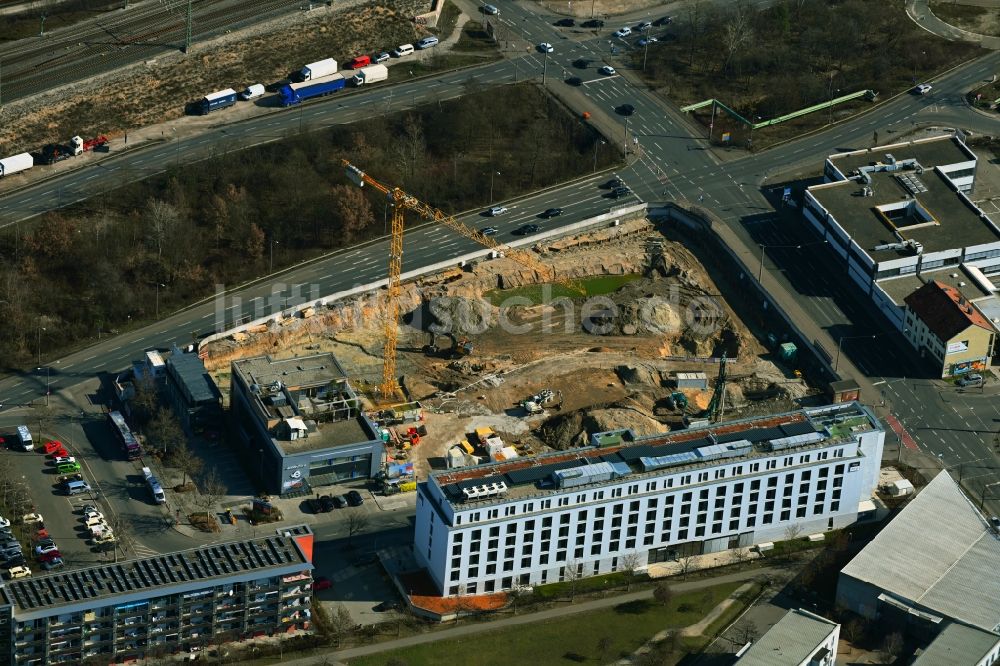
<box><xmin>619</xmin><ymin>551</ymin><xmax>642</xmax><ymax>591</ymax></box>
<box><xmin>879</xmin><ymin>631</ymin><xmax>904</xmax><ymax>664</ymax></box>
<box><xmin>783</xmin><ymin>523</ymin><xmax>804</xmax><ymax>541</ymax></box>
<box><xmin>145</xmin><ymin>408</ymin><xmax>184</xmax><ymax>456</ymax></box>
<box><xmin>169</xmin><ymin>440</ymin><xmax>203</xmax><ymax>488</ymax></box>
<box><xmin>563</xmin><ymin>560</ymin><xmax>582</xmax><ymax>600</ymax></box>
<box><xmin>732</xmin><ymin>618</ymin><xmax>760</xmax><ymax>645</ymax></box>
<box><xmin>653</xmin><ymin>582</ymin><xmax>674</xmax><ymax>607</ymax></box>
<box><xmin>346</xmin><ymin>512</ymin><xmax>369</xmax><ymax>546</ymax></box>
<box><xmin>677</xmin><ymin>555</ymin><xmax>697</xmax><ymax>580</ymax></box>
<box><xmin>328</xmin><ymin>604</ymin><xmax>356</xmax><ymax>647</ymax></box>
<box><xmin>730</xmin><ymin>547</ymin><xmax>752</xmax><ymax>565</ymax></box>
<box><xmin>196</xmin><ymin>469</ymin><xmax>227</xmax><ymax>515</ymax></box>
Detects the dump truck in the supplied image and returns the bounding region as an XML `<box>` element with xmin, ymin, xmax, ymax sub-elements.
<box><xmin>0</xmin><ymin>152</ymin><xmax>33</xmax><ymax>177</ymax></box>
<box><xmin>352</xmin><ymin>63</ymin><xmax>389</xmax><ymax>87</ymax></box>
<box><xmin>294</xmin><ymin>57</ymin><xmax>337</xmax><ymax>82</ymax></box>
<box><xmin>278</xmin><ymin>73</ymin><xmax>346</xmax><ymax>106</ymax></box>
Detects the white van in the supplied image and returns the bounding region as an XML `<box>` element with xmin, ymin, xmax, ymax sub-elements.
<box><xmin>416</xmin><ymin>36</ymin><xmax>439</xmax><ymax>49</ymax></box>
<box><xmin>392</xmin><ymin>43</ymin><xmax>415</xmax><ymax>57</ymax></box>
<box><xmin>64</xmin><ymin>480</ymin><xmax>91</xmax><ymax>496</ymax></box>
<box><xmin>15</xmin><ymin>425</ymin><xmax>32</xmax><ymax>452</ymax></box>
<box><xmin>239</xmin><ymin>84</ymin><xmax>266</xmax><ymax>101</ymax></box>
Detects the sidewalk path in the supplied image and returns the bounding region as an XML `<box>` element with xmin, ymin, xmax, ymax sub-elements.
<box><xmin>907</xmin><ymin>0</ymin><xmax>1000</xmax><ymax>49</ymax></box>
<box><xmin>277</xmin><ymin>565</ymin><xmax>778</xmax><ymax>666</ymax></box>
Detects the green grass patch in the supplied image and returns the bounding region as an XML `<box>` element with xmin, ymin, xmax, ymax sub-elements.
<box><xmin>348</xmin><ymin>581</ymin><xmax>744</xmax><ymax>666</ymax></box>
<box><xmin>486</xmin><ymin>273</ymin><xmax>641</xmax><ymax>306</ymax></box>
<box><xmin>532</xmin><ymin>570</ymin><xmax>646</xmax><ymax>599</ymax></box>
<box><xmin>771</xmin><ymin>536</ymin><xmax>824</xmax><ymax>557</ymax></box>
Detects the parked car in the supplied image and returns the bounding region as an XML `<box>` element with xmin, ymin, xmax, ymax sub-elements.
<box><xmin>83</xmin><ymin>510</ymin><xmax>104</xmax><ymax>523</ymax></box>
<box><xmin>42</xmin><ymin>557</ymin><xmax>64</xmax><ymax>571</ymax></box>
<box><xmin>541</xmin><ymin>207</ymin><xmax>564</xmax><ymax>218</ymax></box>
<box><xmin>332</xmin><ymin>495</ymin><xmax>349</xmax><ymax>509</ymax></box>
<box><xmin>374</xmin><ymin>600</ymin><xmax>402</xmax><ymax>612</ymax></box>
<box><xmin>52</xmin><ymin>456</ymin><xmax>76</xmax><ymax>466</ymax></box>
<box><xmin>374</xmin><ymin>52</ymin><xmax>391</xmax><ymax>63</ymax></box>
<box><xmin>312</xmin><ymin>576</ymin><xmax>333</xmax><ymax>591</ymax></box>
<box><xmin>318</xmin><ymin>495</ymin><xmax>336</xmax><ymax>512</ymax></box>
<box><xmin>652</xmin><ymin>15</ymin><xmax>673</xmax><ymax>26</ymax></box>
<box><xmin>346</xmin><ymin>490</ymin><xmax>365</xmax><ymax>506</ymax></box>
<box><xmin>43</xmin><ymin>441</ymin><xmax>64</xmax><ymax>455</ymax></box>
<box><xmin>0</xmin><ymin>516</ymin><xmax>9</xmax><ymax>529</ymax></box>
<box><xmin>614</xmin><ymin>27</ymin><xmax>632</xmax><ymax>38</ymax></box>
<box><xmin>93</xmin><ymin>532</ymin><xmax>116</xmax><ymax>545</ymax></box>
<box><xmin>7</xmin><ymin>566</ymin><xmax>31</xmax><ymax>579</ymax></box>
<box><xmin>957</xmin><ymin>373</ymin><xmax>983</xmax><ymax>387</ymax></box>
<box><xmin>306</xmin><ymin>498</ymin><xmax>323</xmax><ymax>514</ymax></box>
<box><xmin>37</xmin><ymin>550</ymin><xmax>61</xmax><ymax>563</ymax></box>
<box><xmin>635</xmin><ymin>20</ymin><xmax>652</xmax><ymax>31</ymax></box>
<box><xmin>34</xmin><ymin>542</ymin><xmax>58</xmax><ymax>556</ymax></box>
<box><xmin>56</xmin><ymin>462</ymin><xmax>81</xmax><ymax>474</ymax></box>
<box><xmin>991</xmin><ymin>516</ymin><xmax>1000</xmax><ymax>530</ymax></box>
<box><xmin>599</xmin><ymin>65</ymin><xmax>616</xmax><ymax>75</ymax></box>
<box><xmin>4</xmin><ymin>555</ymin><xmax>26</xmax><ymax>568</ymax></box>
<box><xmin>80</xmin><ymin>504</ymin><xmax>99</xmax><ymax>515</ymax></box>
<box><xmin>554</xmin><ymin>17</ymin><xmax>574</xmax><ymax>26</ymax></box>
<box><xmin>21</xmin><ymin>513</ymin><xmax>43</xmax><ymax>525</ymax></box>
<box><xmin>637</xmin><ymin>36</ymin><xmax>658</xmax><ymax>47</ymax></box>
<box><xmin>487</xmin><ymin>206</ymin><xmax>508</xmax><ymax>216</ymax></box>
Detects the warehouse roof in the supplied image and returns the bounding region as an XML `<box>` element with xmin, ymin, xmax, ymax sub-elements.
<box><xmin>736</xmin><ymin>608</ymin><xmax>839</xmax><ymax>666</ymax></box>
<box><xmin>167</xmin><ymin>351</ymin><xmax>222</xmax><ymax>405</ymax></box>
<box><xmin>840</xmin><ymin>472</ymin><xmax>1000</xmax><ymax>632</ymax></box>
<box><xmin>827</xmin><ymin>136</ymin><xmax>974</xmax><ymax>176</ymax></box>
<box><xmin>913</xmin><ymin>623</ymin><xmax>1000</xmax><ymax>666</ymax></box>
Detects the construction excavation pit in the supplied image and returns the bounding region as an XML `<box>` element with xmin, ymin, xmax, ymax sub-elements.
<box><xmin>202</xmin><ymin>216</ymin><xmax>819</xmax><ymax>478</ymax></box>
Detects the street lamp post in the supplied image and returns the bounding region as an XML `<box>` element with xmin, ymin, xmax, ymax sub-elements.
<box><xmin>542</xmin><ymin>51</ymin><xmax>548</xmax><ymax>85</ymax></box>
<box><xmin>36</xmin><ymin>324</ymin><xmax>45</xmax><ymax>365</ymax></box>
<box><xmin>980</xmin><ymin>481</ymin><xmax>1000</xmax><ymax>510</ymax></box>
<box><xmin>37</xmin><ymin>367</ymin><xmax>49</xmax><ymax>407</ymax></box>
<box><xmin>623</xmin><ymin>116</ymin><xmax>630</xmax><ymax>158</ymax></box>
<box><xmin>269</xmin><ymin>239</ymin><xmax>279</xmax><ymax>273</ymax></box>
<box><xmin>593</xmin><ymin>140</ymin><xmax>605</xmax><ymax>173</ymax></box>
<box><xmin>489</xmin><ymin>171</ymin><xmax>501</xmax><ymax>204</ymax></box>
<box><xmin>835</xmin><ymin>334</ymin><xmax>877</xmax><ymax>373</ymax></box>
<box><xmin>155</xmin><ymin>283</ymin><xmax>166</xmax><ymax>319</ymax></box>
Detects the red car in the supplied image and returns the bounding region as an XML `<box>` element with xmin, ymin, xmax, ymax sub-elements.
<box><xmin>312</xmin><ymin>577</ymin><xmax>332</xmax><ymax>591</ymax></box>
<box><xmin>44</xmin><ymin>441</ymin><xmax>65</xmax><ymax>455</ymax></box>
<box><xmin>37</xmin><ymin>550</ymin><xmax>62</xmax><ymax>563</ymax></box>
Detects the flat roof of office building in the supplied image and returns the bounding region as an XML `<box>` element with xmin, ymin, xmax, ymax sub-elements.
<box><xmin>434</xmin><ymin>403</ymin><xmax>877</xmax><ymax>504</ymax></box>
<box><xmin>233</xmin><ymin>353</ymin><xmax>348</xmax><ymax>390</ymax></box>
<box><xmin>810</xmin><ymin>168</ymin><xmax>999</xmax><ymax>257</ymax></box>
<box><xmin>0</xmin><ymin>525</ymin><xmax>314</xmax><ymax>621</ymax></box>
<box><xmin>828</xmin><ymin>136</ymin><xmax>973</xmax><ymax>175</ymax></box>
<box><xmin>912</xmin><ymin>623</ymin><xmax>1000</xmax><ymax>666</ymax></box>
<box><xmin>168</xmin><ymin>351</ymin><xmax>222</xmax><ymax>405</ymax></box>
<box><xmin>277</xmin><ymin>414</ymin><xmax>376</xmax><ymax>455</ymax></box>
<box><xmin>878</xmin><ymin>266</ymin><xmax>995</xmax><ymax>305</ymax></box>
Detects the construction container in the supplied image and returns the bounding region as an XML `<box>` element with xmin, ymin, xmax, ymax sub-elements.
<box><xmin>675</xmin><ymin>371</ymin><xmax>708</xmax><ymax>390</ymax></box>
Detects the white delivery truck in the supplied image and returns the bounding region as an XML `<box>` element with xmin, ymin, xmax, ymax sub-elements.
<box><xmin>297</xmin><ymin>58</ymin><xmax>337</xmax><ymax>82</ymax></box>
<box><xmin>0</xmin><ymin>153</ymin><xmax>33</xmax><ymax>178</ymax></box>
<box><xmin>352</xmin><ymin>64</ymin><xmax>389</xmax><ymax>87</ymax></box>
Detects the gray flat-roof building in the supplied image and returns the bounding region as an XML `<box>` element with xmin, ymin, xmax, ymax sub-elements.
<box><xmin>0</xmin><ymin>525</ymin><xmax>315</xmax><ymax>665</ymax></box>
<box><xmin>165</xmin><ymin>349</ymin><xmax>223</xmax><ymax>435</ymax></box>
<box><xmin>803</xmin><ymin>135</ymin><xmax>1000</xmax><ymax>330</ymax></box>
<box><xmin>230</xmin><ymin>353</ymin><xmax>384</xmax><ymax>495</ymax></box>
<box><xmin>736</xmin><ymin>608</ymin><xmax>840</xmax><ymax>666</ymax></box>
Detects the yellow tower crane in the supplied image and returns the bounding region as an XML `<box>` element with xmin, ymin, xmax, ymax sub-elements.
<box><xmin>343</xmin><ymin>160</ymin><xmax>558</xmax><ymax>399</ymax></box>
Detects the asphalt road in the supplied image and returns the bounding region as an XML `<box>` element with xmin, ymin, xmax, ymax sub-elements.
<box><xmin>0</xmin><ymin>0</ymin><xmax>306</xmax><ymax>103</ymax></box>
<box><xmin>1</xmin><ymin>1</ymin><xmax>1000</xmax><ymax>538</ymax></box>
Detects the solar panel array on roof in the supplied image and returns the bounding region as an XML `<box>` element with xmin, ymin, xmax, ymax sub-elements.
<box><xmin>781</xmin><ymin>421</ymin><xmax>818</xmax><ymax>437</ymax></box>
<box><xmin>5</xmin><ymin>528</ymin><xmax>311</xmax><ymax>613</ymax></box>
<box><xmin>505</xmin><ymin>459</ymin><xmax>587</xmax><ymax>486</ymax></box>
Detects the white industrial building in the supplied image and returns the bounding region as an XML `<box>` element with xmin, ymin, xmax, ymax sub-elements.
<box><xmin>801</xmin><ymin>135</ymin><xmax>1000</xmax><ymax>356</ymax></box>
<box><xmin>415</xmin><ymin>402</ymin><xmax>884</xmax><ymax>597</ymax></box>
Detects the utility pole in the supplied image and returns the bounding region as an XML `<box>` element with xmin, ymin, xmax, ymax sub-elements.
<box><xmin>183</xmin><ymin>0</ymin><xmax>192</xmax><ymax>53</ymax></box>
<box><xmin>623</xmin><ymin>116</ymin><xmax>629</xmax><ymax>158</ymax></box>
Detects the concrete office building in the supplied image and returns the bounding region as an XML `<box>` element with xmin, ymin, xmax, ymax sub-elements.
<box><xmin>165</xmin><ymin>349</ymin><xmax>224</xmax><ymax>435</ymax></box>
<box><xmin>0</xmin><ymin>526</ymin><xmax>315</xmax><ymax>665</ymax></box>
<box><xmin>415</xmin><ymin>402</ymin><xmax>883</xmax><ymax>597</ymax></box>
<box><xmin>801</xmin><ymin>135</ymin><xmax>1000</xmax><ymax>368</ymax></box>
<box><xmin>230</xmin><ymin>353</ymin><xmax>384</xmax><ymax>495</ymax></box>
<box><xmin>736</xmin><ymin>608</ymin><xmax>840</xmax><ymax>666</ymax></box>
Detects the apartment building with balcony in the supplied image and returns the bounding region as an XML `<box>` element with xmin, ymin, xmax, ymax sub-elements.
<box><xmin>415</xmin><ymin>403</ymin><xmax>883</xmax><ymax>597</ymax></box>
<box><xmin>0</xmin><ymin>525</ymin><xmax>314</xmax><ymax>665</ymax></box>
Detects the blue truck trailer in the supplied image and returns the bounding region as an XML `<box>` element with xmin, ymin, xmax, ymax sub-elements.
<box><xmin>197</xmin><ymin>88</ymin><xmax>238</xmax><ymax>115</ymax></box>
<box><xmin>279</xmin><ymin>73</ymin><xmax>346</xmax><ymax>106</ymax></box>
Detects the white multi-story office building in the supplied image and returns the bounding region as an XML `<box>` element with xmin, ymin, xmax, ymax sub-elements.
<box><xmin>415</xmin><ymin>402</ymin><xmax>883</xmax><ymax>597</ymax></box>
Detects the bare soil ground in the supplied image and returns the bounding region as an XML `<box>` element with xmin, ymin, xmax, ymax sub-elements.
<box><xmin>204</xmin><ymin>216</ymin><xmax>818</xmax><ymax>479</ymax></box>
<box><xmin>0</xmin><ymin>0</ymin><xmax>435</xmax><ymax>154</ymax></box>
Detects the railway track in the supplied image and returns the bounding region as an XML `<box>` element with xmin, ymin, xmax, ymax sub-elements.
<box><xmin>0</xmin><ymin>0</ymin><xmax>304</xmax><ymax>103</ymax></box>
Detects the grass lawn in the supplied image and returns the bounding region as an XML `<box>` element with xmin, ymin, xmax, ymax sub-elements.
<box><xmin>486</xmin><ymin>274</ymin><xmax>641</xmax><ymax>306</ymax></box>
<box><xmin>349</xmin><ymin>581</ymin><xmax>743</xmax><ymax>666</ymax></box>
